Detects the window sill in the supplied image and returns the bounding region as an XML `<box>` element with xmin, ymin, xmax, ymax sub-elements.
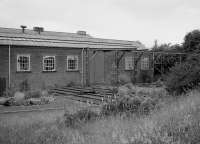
<box><xmin>16</xmin><ymin>71</ymin><xmax>32</xmax><ymax>73</ymax></box>
<box><xmin>124</xmin><ymin>69</ymin><xmax>134</xmax><ymax>71</ymax></box>
<box><xmin>42</xmin><ymin>71</ymin><xmax>57</xmax><ymax>73</ymax></box>
<box><xmin>66</xmin><ymin>70</ymin><xmax>79</xmax><ymax>72</ymax></box>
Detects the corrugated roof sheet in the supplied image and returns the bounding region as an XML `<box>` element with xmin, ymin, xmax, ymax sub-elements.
<box><xmin>0</xmin><ymin>27</ymin><xmax>145</xmax><ymax>50</ymax></box>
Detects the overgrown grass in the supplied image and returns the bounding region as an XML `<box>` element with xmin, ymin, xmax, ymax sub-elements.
<box><xmin>1</xmin><ymin>90</ymin><xmax>200</xmax><ymax>144</ymax></box>
<box><xmin>85</xmin><ymin>90</ymin><xmax>200</xmax><ymax>144</ymax></box>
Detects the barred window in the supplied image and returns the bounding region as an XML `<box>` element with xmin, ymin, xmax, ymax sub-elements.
<box><xmin>125</xmin><ymin>56</ymin><xmax>134</xmax><ymax>70</ymax></box>
<box><xmin>141</xmin><ymin>57</ymin><xmax>149</xmax><ymax>70</ymax></box>
<box><xmin>17</xmin><ymin>54</ymin><xmax>30</xmax><ymax>71</ymax></box>
<box><xmin>43</xmin><ymin>56</ymin><xmax>56</xmax><ymax>72</ymax></box>
<box><xmin>67</xmin><ymin>55</ymin><xmax>78</xmax><ymax>71</ymax></box>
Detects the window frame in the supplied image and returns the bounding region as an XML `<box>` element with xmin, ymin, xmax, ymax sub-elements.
<box><xmin>17</xmin><ymin>54</ymin><xmax>31</xmax><ymax>72</ymax></box>
<box><xmin>42</xmin><ymin>56</ymin><xmax>56</xmax><ymax>72</ymax></box>
<box><xmin>125</xmin><ymin>56</ymin><xmax>134</xmax><ymax>70</ymax></box>
<box><xmin>66</xmin><ymin>55</ymin><xmax>79</xmax><ymax>71</ymax></box>
<box><xmin>141</xmin><ymin>57</ymin><xmax>149</xmax><ymax>70</ymax></box>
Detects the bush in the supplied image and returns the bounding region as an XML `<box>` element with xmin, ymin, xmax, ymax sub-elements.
<box><xmin>138</xmin><ymin>70</ymin><xmax>151</xmax><ymax>83</ymax></box>
<box><xmin>100</xmin><ymin>95</ymin><xmax>156</xmax><ymax>116</ymax></box>
<box><xmin>26</xmin><ymin>91</ymin><xmax>42</xmax><ymax>99</ymax></box>
<box><xmin>64</xmin><ymin>109</ymin><xmax>99</xmax><ymax>128</ymax></box>
<box><xmin>118</xmin><ymin>74</ymin><xmax>131</xmax><ymax>85</ymax></box>
<box><xmin>66</xmin><ymin>81</ymin><xmax>75</xmax><ymax>87</ymax></box>
<box><xmin>165</xmin><ymin>54</ymin><xmax>200</xmax><ymax>95</ymax></box>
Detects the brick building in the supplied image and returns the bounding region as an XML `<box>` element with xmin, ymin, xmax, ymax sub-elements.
<box><xmin>0</xmin><ymin>27</ymin><xmax>153</xmax><ymax>94</ymax></box>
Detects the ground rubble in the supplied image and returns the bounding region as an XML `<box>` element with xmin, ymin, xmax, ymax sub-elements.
<box><xmin>0</xmin><ymin>91</ymin><xmax>55</xmax><ymax>106</ymax></box>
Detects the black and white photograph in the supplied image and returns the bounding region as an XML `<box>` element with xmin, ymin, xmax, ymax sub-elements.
<box><xmin>0</xmin><ymin>0</ymin><xmax>200</xmax><ymax>143</ymax></box>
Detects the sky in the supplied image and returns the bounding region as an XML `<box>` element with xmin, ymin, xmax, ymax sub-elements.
<box><xmin>0</xmin><ymin>0</ymin><xmax>199</xmax><ymax>48</ymax></box>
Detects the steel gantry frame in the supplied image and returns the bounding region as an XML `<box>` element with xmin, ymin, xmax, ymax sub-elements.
<box><xmin>82</xmin><ymin>48</ymin><xmax>186</xmax><ymax>86</ymax></box>
<box><xmin>152</xmin><ymin>51</ymin><xmax>186</xmax><ymax>76</ymax></box>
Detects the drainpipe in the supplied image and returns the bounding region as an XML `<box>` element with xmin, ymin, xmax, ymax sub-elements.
<box><xmin>8</xmin><ymin>40</ymin><xmax>11</xmax><ymax>88</ymax></box>
<box><xmin>81</xmin><ymin>48</ymin><xmax>85</xmax><ymax>87</ymax></box>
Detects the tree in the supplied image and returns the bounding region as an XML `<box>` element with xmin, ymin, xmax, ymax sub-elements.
<box><xmin>152</xmin><ymin>43</ymin><xmax>183</xmax><ymax>52</ymax></box>
<box><xmin>183</xmin><ymin>30</ymin><xmax>200</xmax><ymax>53</ymax></box>
<box><xmin>152</xmin><ymin>43</ymin><xmax>171</xmax><ymax>52</ymax></box>
<box><xmin>164</xmin><ymin>30</ymin><xmax>200</xmax><ymax>94</ymax></box>
<box><xmin>165</xmin><ymin>54</ymin><xmax>200</xmax><ymax>94</ymax></box>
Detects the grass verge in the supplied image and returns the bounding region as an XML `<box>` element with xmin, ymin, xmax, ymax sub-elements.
<box><xmin>1</xmin><ymin>90</ymin><xmax>200</xmax><ymax>144</ymax></box>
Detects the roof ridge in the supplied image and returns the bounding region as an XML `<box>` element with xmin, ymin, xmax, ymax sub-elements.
<box><xmin>0</xmin><ymin>27</ymin><xmax>92</xmax><ymax>38</ymax></box>
<box><xmin>0</xmin><ymin>27</ymin><xmax>135</xmax><ymax>43</ymax></box>
<box><xmin>0</xmin><ymin>26</ymin><xmax>146</xmax><ymax>49</ymax></box>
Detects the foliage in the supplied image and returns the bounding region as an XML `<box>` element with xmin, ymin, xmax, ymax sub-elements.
<box><xmin>1</xmin><ymin>90</ymin><xmax>200</xmax><ymax>144</ymax></box>
<box><xmin>100</xmin><ymin>97</ymin><xmax>142</xmax><ymax>116</ymax></box>
<box><xmin>138</xmin><ymin>70</ymin><xmax>152</xmax><ymax>83</ymax></box>
<box><xmin>151</xmin><ymin>43</ymin><xmax>185</xmax><ymax>78</ymax></box>
<box><xmin>118</xmin><ymin>74</ymin><xmax>131</xmax><ymax>85</ymax></box>
<box><xmin>66</xmin><ymin>81</ymin><xmax>76</xmax><ymax>87</ymax></box>
<box><xmin>183</xmin><ymin>29</ymin><xmax>200</xmax><ymax>53</ymax></box>
<box><xmin>131</xmin><ymin>51</ymin><xmax>145</xmax><ymax>84</ymax></box>
<box><xmin>165</xmin><ymin>54</ymin><xmax>200</xmax><ymax>94</ymax></box>
<box><xmin>25</xmin><ymin>90</ymin><xmax>42</xmax><ymax>99</ymax></box>
<box><xmin>64</xmin><ymin>109</ymin><xmax>99</xmax><ymax>128</ymax></box>
<box><xmin>101</xmin><ymin>94</ymin><xmax>157</xmax><ymax>116</ymax></box>
<box><xmin>152</xmin><ymin>43</ymin><xmax>183</xmax><ymax>52</ymax></box>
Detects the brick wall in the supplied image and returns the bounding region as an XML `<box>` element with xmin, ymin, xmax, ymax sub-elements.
<box><xmin>8</xmin><ymin>46</ymin><xmax>82</xmax><ymax>90</ymax></box>
<box><xmin>0</xmin><ymin>45</ymin><xmax>154</xmax><ymax>90</ymax></box>
<box><xmin>0</xmin><ymin>46</ymin><xmax>9</xmax><ymax>88</ymax></box>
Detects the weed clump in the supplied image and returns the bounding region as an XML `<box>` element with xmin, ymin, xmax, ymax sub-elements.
<box><xmin>64</xmin><ymin>109</ymin><xmax>99</xmax><ymax>128</ymax></box>
<box><xmin>100</xmin><ymin>95</ymin><xmax>156</xmax><ymax>116</ymax></box>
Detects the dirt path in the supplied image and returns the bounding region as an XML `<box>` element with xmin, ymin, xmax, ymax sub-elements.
<box><xmin>0</xmin><ymin>96</ymin><xmax>91</xmax><ymax>113</ymax></box>
<box><xmin>0</xmin><ymin>96</ymin><xmax>100</xmax><ymax>126</ymax></box>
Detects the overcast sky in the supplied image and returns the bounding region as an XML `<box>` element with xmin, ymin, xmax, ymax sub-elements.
<box><xmin>0</xmin><ymin>0</ymin><xmax>199</xmax><ymax>48</ymax></box>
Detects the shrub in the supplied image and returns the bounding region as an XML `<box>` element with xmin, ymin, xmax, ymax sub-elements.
<box><xmin>26</xmin><ymin>91</ymin><xmax>42</xmax><ymax>99</ymax></box>
<box><xmin>100</xmin><ymin>95</ymin><xmax>156</xmax><ymax>116</ymax></box>
<box><xmin>64</xmin><ymin>109</ymin><xmax>99</xmax><ymax>128</ymax></box>
<box><xmin>66</xmin><ymin>81</ymin><xmax>75</xmax><ymax>87</ymax></box>
<box><xmin>165</xmin><ymin>54</ymin><xmax>200</xmax><ymax>95</ymax></box>
<box><xmin>118</xmin><ymin>74</ymin><xmax>131</xmax><ymax>85</ymax></box>
<box><xmin>138</xmin><ymin>70</ymin><xmax>151</xmax><ymax>83</ymax></box>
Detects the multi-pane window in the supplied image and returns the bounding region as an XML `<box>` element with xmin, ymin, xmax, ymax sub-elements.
<box><xmin>67</xmin><ymin>55</ymin><xmax>78</xmax><ymax>71</ymax></box>
<box><xmin>141</xmin><ymin>57</ymin><xmax>149</xmax><ymax>70</ymax></box>
<box><xmin>125</xmin><ymin>56</ymin><xmax>134</xmax><ymax>70</ymax></box>
<box><xmin>17</xmin><ymin>54</ymin><xmax>30</xmax><ymax>71</ymax></box>
<box><xmin>43</xmin><ymin>56</ymin><xmax>56</xmax><ymax>72</ymax></box>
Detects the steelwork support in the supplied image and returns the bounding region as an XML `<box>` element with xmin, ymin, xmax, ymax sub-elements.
<box><xmin>81</xmin><ymin>48</ymin><xmax>85</xmax><ymax>87</ymax></box>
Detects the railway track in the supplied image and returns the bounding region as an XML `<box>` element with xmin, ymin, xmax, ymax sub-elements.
<box><xmin>50</xmin><ymin>86</ymin><xmax>115</xmax><ymax>105</ymax></box>
<box><xmin>0</xmin><ymin>86</ymin><xmax>111</xmax><ymax>114</ymax></box>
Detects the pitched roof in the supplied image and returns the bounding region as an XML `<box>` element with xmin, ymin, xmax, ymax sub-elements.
<box><xmin>0</xmin><ymin>27</ymin><xmax>145</xmax><ymax>50</ymax></box>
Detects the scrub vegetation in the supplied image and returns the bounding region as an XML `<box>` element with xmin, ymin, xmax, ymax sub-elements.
<box><xmin>1</xmin><ymin>89</ymin><xmax>200</xmax><ymax>144</ymax></box>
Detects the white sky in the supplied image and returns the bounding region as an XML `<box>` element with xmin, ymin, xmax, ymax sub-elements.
<box><xmin>0</xmin><ymin>0</ymin><xmax>200</xmax><ymax>48</ymax></box>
